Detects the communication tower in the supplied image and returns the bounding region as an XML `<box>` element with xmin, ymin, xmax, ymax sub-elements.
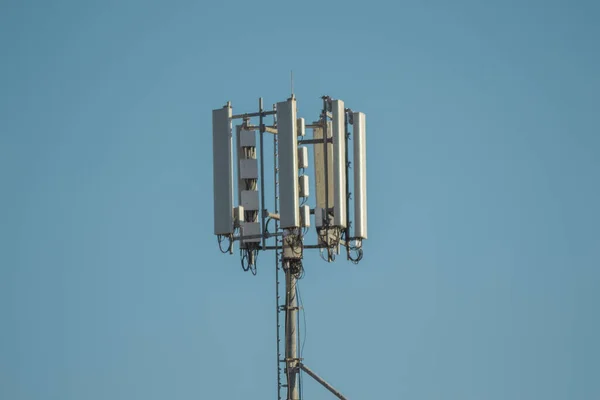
<box><xmin>212</xmin><ymin>95</ymin><xmax>368</xmax><ymax>400</ymax></box>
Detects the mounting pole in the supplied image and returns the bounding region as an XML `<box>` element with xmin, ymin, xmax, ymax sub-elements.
<box><xmin>284</xmin><ymin>261</ymin><xmax>300</xmax><ymax>400</ymax></box>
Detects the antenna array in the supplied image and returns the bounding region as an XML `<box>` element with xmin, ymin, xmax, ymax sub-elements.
<box><xmin>212</xmin><ymin>96</ymin><xmax>368</xmax><ymax>400</ymax></box>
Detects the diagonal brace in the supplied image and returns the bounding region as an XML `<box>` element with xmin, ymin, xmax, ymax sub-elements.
<box><xmin>298</xmin><ymin>363</ymin><xmax>348</xmax><ymax>400</ymax></box>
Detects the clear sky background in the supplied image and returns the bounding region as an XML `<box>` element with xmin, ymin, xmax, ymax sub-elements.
<box><xmin>1</xmin><ymin>0</ymin><xmax>599</xmax><ymax>399</ymax></box>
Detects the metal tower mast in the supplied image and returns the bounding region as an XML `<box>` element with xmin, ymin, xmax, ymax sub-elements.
<box><xmin>284</xmin><ymin>262</ymin><xmax>299</xmax><ymax>399</ymax></box>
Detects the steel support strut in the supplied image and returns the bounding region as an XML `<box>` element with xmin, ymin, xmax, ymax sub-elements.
<box><xmin>298</xmin><ymin>363</ymin><xmax>348</xmax><ymax>400</ymax></box>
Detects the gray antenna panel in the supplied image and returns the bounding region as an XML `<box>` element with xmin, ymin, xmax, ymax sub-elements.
<box><xmin>277</xmin><ymin>98</ymin><xmax>299</xmax><ymax>228</ymax></box>
<box><xmin>332</xmin><ymin>99</ymin><xmax>346</xmax><ymax>228</ymax></box>
<box><xmin>235</xmin><ymin>125</ymin><xmax>243</xmax><ymax>208</ymax></box>
<box><xmin>313</xmin><ymin>121</ymin><xmax>333</xmax><ymax>210</ymax></box>
<box><xmin>353</xmin><ymin>112</ymin><xmax>367</xmax><ymax>239</ymax></box>
<box><xmin>212</xmin><ymin>105</ymin><xmax>233</xmax><ymax>235</ymax></box>
<box><xmin>297</xmin><ymin>117</ymin><xmax>305</xmax><ymax>136</ymax></box>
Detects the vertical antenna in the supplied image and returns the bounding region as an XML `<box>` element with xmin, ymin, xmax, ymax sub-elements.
<box><xmin>291</xmin><ymin>70</ymin><xmax>294</xmax><ymax>97</ymax></box>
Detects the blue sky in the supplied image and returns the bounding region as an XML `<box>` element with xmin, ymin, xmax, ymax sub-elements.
<box><xmin>1</xmin><ymin>0</ymin><xmax>599</xmax><ymax>399</ymax></box>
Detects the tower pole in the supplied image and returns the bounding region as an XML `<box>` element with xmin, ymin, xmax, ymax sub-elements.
<box><xmin>284</xmin><ymin>261</ymin><xmax>300</xmax><ymax>400</ymax></box>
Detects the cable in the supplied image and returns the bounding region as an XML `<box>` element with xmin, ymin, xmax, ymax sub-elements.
<box><xmin>291</xmin><ymin>259</ymin><xmax>304</xmax><ymax>280</ymax></box>
<box><xmin>240</xmin><ymin>246</ymin><xmax>260</xmax><ymax>274</ymax></box>
<box><xmin>240</xmin><ymin>248</ymin><xmax>252</xmax><ymax>273</ymax></box>
<box><xmin>265</xmin><ymin>217</ymin><xmax>273</xmax><ymax>235</ymax></box>
<box><xmin>348</xmin><ymin>247</ymin><xmax>363</xmax><ymax>264</ymax></box>
<box><xmin>297</xmin><ymin>283</ymin><xmax>307</xmax><ymax>360</ymax></box>
<box><xmin>217</xmin><ymin>235</ymin><xmax>232</xmax><ymax>254</ymax></box>
<box><xmin>283</xmin><ymin>276</ymin><xmax>291</xmax><ymax>396</ymax></box>
<box><xmin>296</xmin><ymin>282</ymin><xmax>303</xmax><ymax>400</ymax></box>
<box><xmin>320</xmin><ymin>248</ymin><xmax>329</xmax><ymax>262</ymax></box>
<box><xmin>348</xmin><ymin>239</ymin><xmax>364</xmax><ymax>264</ymax></box>
<box><xmin>240</xmin><ymin>249</ymin><xmax>250</xmax><ymax>271</ymax></box>
<box><xmin>295</xmin><ymin>282</ymin><xmax>308</xmax><ymax>399</ymax></box>
<box><xmin>328</xmin><ymin>247</ymin><xmax>336</xmax><ymax>262</ymax></box>
<box><xmin>251</xmin><ymin>248</ymin><xmax>259</xmax><ymax>275</ymax></box>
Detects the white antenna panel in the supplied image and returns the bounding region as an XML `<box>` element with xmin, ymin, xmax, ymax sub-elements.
<box><xmin>212</xmin><ymin>105</ymin><xmax>234</xmax><ymax>235</ymax></box>
<box><xmin>332</xmin><ymin>99</ymin><xmax>346</xmax><ymax>228</ymax></box>
<box><xmin>298</xmin><ymin>175</ymin><xmax>309</xmax><ymax>198</ymax></box>
<box><xmin>233</xmin><ymin>206</ymin><xmax>244</xmax><ymax>228</ymax></box>
<box><xmin>313</xmin><ymin>122</ymin><xmax>333</xmax><ymax>210</ymax></box>
<box><xmin>298</xmin><ymin>146</ymin><xmax>308</xmax><ymax>169</ymax></box>
<box><xmin>277</xmin><ymin>98</ymin><xmax>299</xmax><ymax>228</ymax></box>
<box><xmin>353</xmin><ymin>112</ymin><xmax>367</xmax><ymax>239</ymax></box>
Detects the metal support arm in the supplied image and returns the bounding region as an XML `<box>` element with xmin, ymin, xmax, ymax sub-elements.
<box><xmin>298</xmin><ymin>363</ymin><xmax>348</xmax><ymax>400</ymax></box>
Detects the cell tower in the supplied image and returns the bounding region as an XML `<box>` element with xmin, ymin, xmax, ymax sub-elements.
<box><xmin>212</xmin><ymin>95</ymin><xmax>368</xmax><ymax>400</ymax></box>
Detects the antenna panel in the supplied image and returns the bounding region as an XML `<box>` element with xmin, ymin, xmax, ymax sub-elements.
<box><xmin>235</xmin><ymin>126</ymin><xmax>243</xmax><ymax>207</ymax></box>
<box><xmin>313</xmin><ymin>122</ymin><xmax>333</xmax><ymax>210</ymax></box>
<box><xmin>315</xmin><ymin>207</ymin><xmax>325</xmax><ymax>228</ymax></box>
<box><xmin>300</xmin><ymin>205</ymin><xmax>310</xmax><ymax>227</ymax></box>
<box><xmin>353</xmin><ymin>112</ymin><xmax>367</xmax><ymax>239</ymax></box>
<box><xmin>297</xmin><ymin>117</ymin><xmax>305</xmax><ymax>136</ymax></box>
<box><xmin>298</xmin><ymin>146</ymin><xmax>308</xmax><ymax>169</ymax></box>
<box><xmin>212</xmin><ymin>105</ymin><xmax>233</xmax><ymax>235</ymax></box>
<box><xmin>233</xmin><ymin>206</ymin><xmax>244</xmax><ymax>228</ymax></box>
<box><xmin>314</xmin><ymin>207</ymin><xmax>332</xmax><ymax>229</ymax></box>
<box><xmin>299</xmin><ymin>175</ymin><xmax>309</xmax><ymax>198</ymax></box>
<box><xmin>332</xmin><ymin>99</ymin><xmax>346</xmax><ymax>228</ymax></box>
<box><xmin>277</xmin><ymin>98</ymin><xmax>299</xmax><ymax>228</ymax></box>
